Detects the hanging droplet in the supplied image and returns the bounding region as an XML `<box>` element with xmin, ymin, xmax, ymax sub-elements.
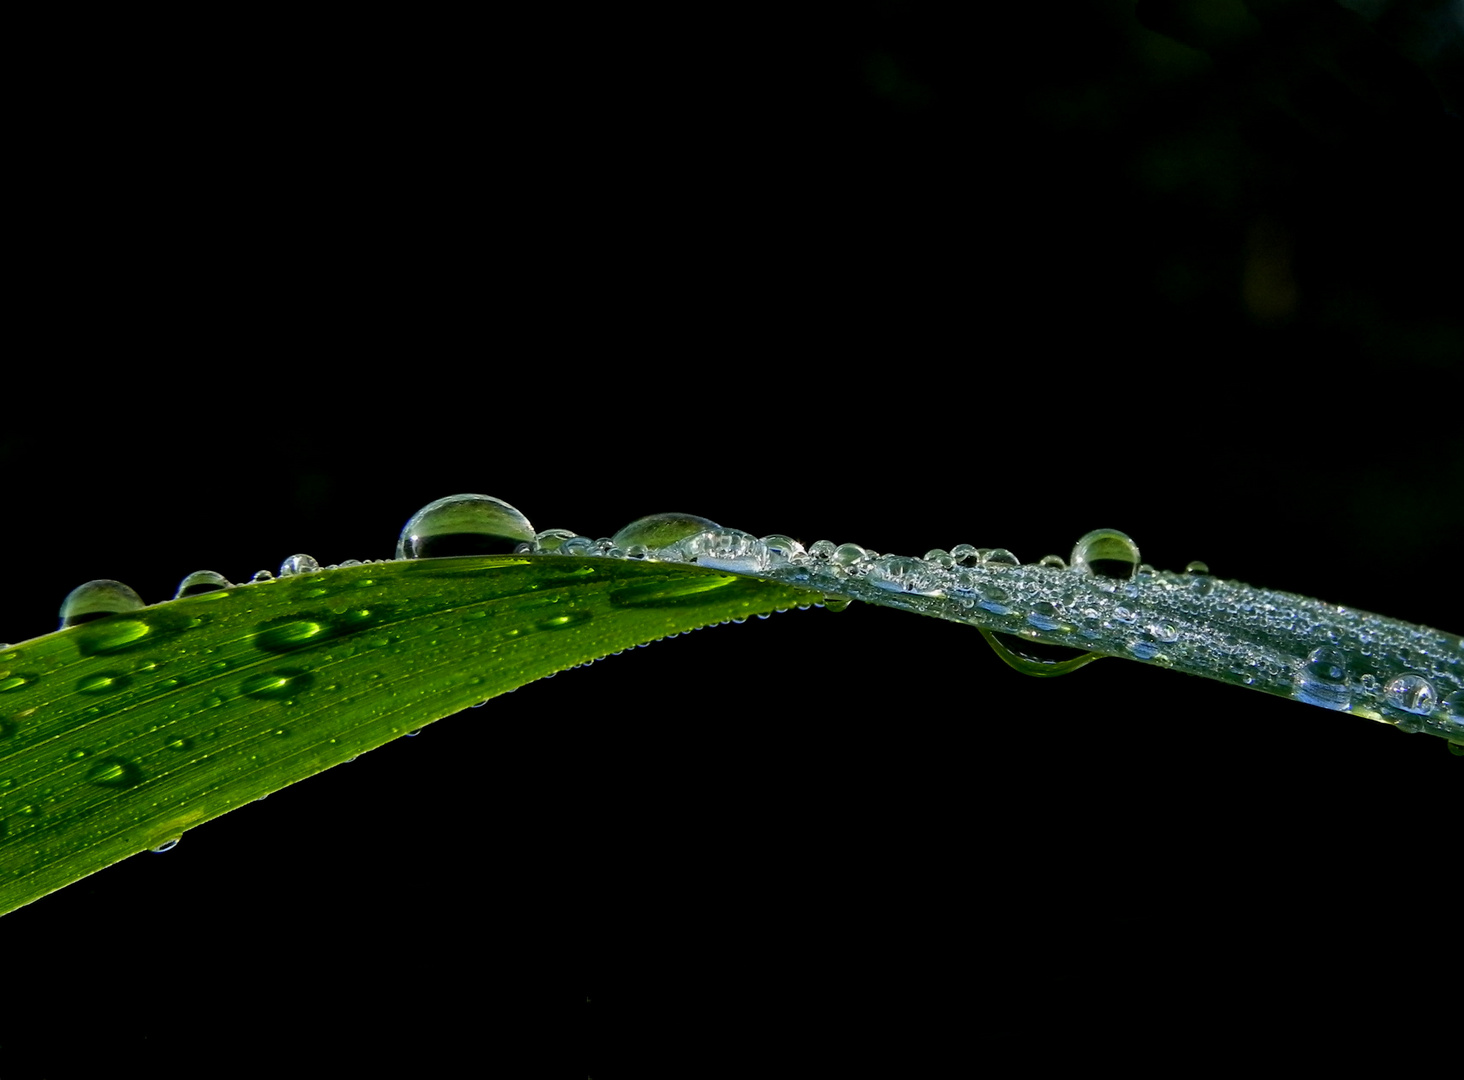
<box><xmin>60</xmin><ymin>580</ymin><xmax>145</xmax><ymax>628</ymax></box>
<box><xmin>1383</xmin><ymin>673</ymin><xmax>1436</xmax><ymax>716</ymax></box>
<box><xmin>150</xmin><ymin>838</ymin><xmax>180</xmax><ymax>853</ymax></box>
<box><xmin>175</xmin><ymin>570</ymin><xmax>232</xmax><ymax>598</ymax></box>
<box><xmin>610</xmin><ymin>512</ymin><xmax>720</xmax><ymax>552</ymax></box>
<box><xmin>397</xmin><ymin>494</ymin><xmax>536</xmax><ymax>559</ymax></box>
<box><xmin>1293</xmin><ymin>645</ymin><xmax>1352</xmax><ymax>711</ymax></box>
<box><xmin>1070</xmin><ymin>529</ymin><xmax>1141</xmax><ymax>580</ymax></box>
<box><xmin>279</xmin><ymin>553</ymin><xmax>320</xmax><ymax>577</ymax></box>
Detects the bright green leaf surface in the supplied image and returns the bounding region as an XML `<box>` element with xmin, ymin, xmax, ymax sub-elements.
<box><xmin>0</xmin><ymin>556</ymin><xmax>824</xmax><ymax>915</ymax></box>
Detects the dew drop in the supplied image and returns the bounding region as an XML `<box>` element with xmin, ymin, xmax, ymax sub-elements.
<box><xmin>610</xmin><ymin>512</ymin><xmax>720</xmax><ymax>553</ymax></box>
<box><xmin>1070</xmin><ymin>529</ymin><xmax>1141</xmax><ymax>581</ymax></box>
<box><xmin>279</xmin><ymin>553</ymin><xmax>320</xmax><ymax>577</ymax></box>
<box><xmin>151</xmin><ymin>838</ymin><xmax>180</xmax><ymax>853</ymax></box>
<box><xmin>397</xmin><ymin>494</ymin><xmax>535</xmax><ymax>559</ymax></box>
<box><xmin>1293</xmin><ymin>646</ymin><xmax>1352</xmax><ymax>711</ymax></box>
<box><xmin>1383</xmin><ymin>674</ymin><xmax>1436</xmax><ymax>716</ymax></box>
<box><xmin>760</xmin><ymin>534</ymin><xmax>805</xmax><ymax>561</ymax></box>
<box><xmin>949</xmin><ymin>544</ymin><xmax>982</xmax><ymax>568</ymax></box>
<box><xmin>1184</xmin><ymin>560</ymin><xmax>1210</xmax><ymax>575</ymax></box>
<box><xmin>175</xmin><ymin>570</ymin><xmax>232</xmax><ymax>598</ymax></box>
<box><xmin>242</xmin><ymin>669</ymin><xmax>314</xmax><ymax>699</ymax></box>
<box><xmin>85</xmin><ymin>755</ymin><xmax>145</xmax><ymax>788</ymax></box>
<box><xmin>60</xmin><ymin>580</ymin><xmax>145</xmax><ymax>628</ymax></box>
<box><xmin>1037</xmin><ymin>554</ymin><xmax>1068</xmax><ymax>570</ymax></box>
<box><xmin>982</xmin><ymin>548</ymin><xmax>1020</xmax><ymax>567</ymax></box>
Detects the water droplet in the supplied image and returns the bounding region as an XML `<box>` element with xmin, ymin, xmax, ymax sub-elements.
<box><xmin>242</xmin><ymin>669</ymin><xmax>314</xmax><ymax>699</ymax></box>
<box><xmin>1293</xmin><ymin>646</ymin><xmax>1352</xmax><ymax>711</ymax></box>
<box><xmin>249</xmin><ymin>570</ymin><xmax>275</xmax><ymax>583</ymax></box>
<box><xmin>254</xmin><ymin>619</ymin><xmax>330</xmax><ymax>652</ymax></box>
<box><xmin>397</xmin><ymin>494</ymin><xmax>535</xmax><ymax>559</ymax></box>
<box><xmin>150</xmin><ymin>838</ymin><xmax>180</xmax><ymax>853</ymax></box>
<box><xmin>867</xmin><ymin>555</ymin><xmax>934</xmax><ymax>594</ymax></box>
<box><xmin>60</xmin><ymin>580</ymin><xmax>145</xmax><ymax>628</ymax></box>
<box><xmin>982</xmin><ymin>548</ymin><xmax>1020</xmax><ymax>567</ymax></box>
<box><xmin>686</xmin><ymin>529</ymin><xmax>770</xmax><ymax>573</ymax></box>
<box><xmin>949</xmin><ymin>544</ymin><xmax>982</xmax><ymax>568</ymax></box>
<box><xmin>1070</xmin><ymin>529</ymin><xmax>1141</xmax><ymax>580</ymax></box>
<box><xmin>1184</xmin><ymin>560</ymin><xmax>1210</xmax><ymax>575</ymax></box>
<box><xmin>1383</xmin><ymin>674</ymin><xmax>1436</xmax><ymax>716</ymax></box>
<box><xmin>522</xmin><ymin>528</ymin><xmax>577</xmax><ymax>554</ymax></box>
<box><xmin>830</xmin><ymin>543</ymin><xmax>870</xmax><ymax>569</ymax></box>
<box><xmin>175</xmin><ymin>570</ymin><xmax>232</xmax><ymax>598</ymax></box>
<box><xmin>76</xmin><ymin>671</ymin><xmax>132</xmax><ymax>695</ymax></box>
<box><xmin>760</xmin><ymin>534</ymin><xmax>805</xmax><ymax>561</ymax></box>
<box><xmin>279</xmin><ymin>553</ymin><xmax>320</xmax><ymax>577</ymax></box>
<box><xmin>1037</xmin><ymin>554</ymin><xmax>1067</xmax><ymax>570</ymax></box>
<box><xmin>86</xmin><ymin>756</ymin><xmax>145</xmax><ymax>788</ymax></box>
<box><xmin>610</xmin><ymin>512</ymin><xmax>719</xmax><ymax>553</ymax></box>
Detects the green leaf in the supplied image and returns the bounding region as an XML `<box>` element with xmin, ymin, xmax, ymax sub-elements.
<box><xmin>0</xmin><ymin>556</ymin><xmax>824</xmax><ymax>915</ymax></box>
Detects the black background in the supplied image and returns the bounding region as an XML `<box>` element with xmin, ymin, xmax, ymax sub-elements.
<box><xmin>3</xmin><ymin>3</ymin><xmax>1460</xmax><ymax>1074</ymax></box>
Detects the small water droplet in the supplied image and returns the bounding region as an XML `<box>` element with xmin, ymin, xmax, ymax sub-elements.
<box><xmin>1383</xmin><ymin>674</ymin><xmax>1436</xmax><ymax>716</ymax></box>
<box><xmin>249</xmin><ymin>569</ymin><xmax>275</xmax><ymax>583</ymax></box>
<box><xmin>279</xmin><ymin>554</ymin><xmax>320</xmax><ymax>577</ymax></box>
<box><xmin>77</xmin><ymin>671</ymin><xmax>131</xmax><ymax>695</ymax></box>
<box><xmin>1440</xmin><ymin>690</ymin><xmax>1464</xmax><ymax>727</ymax></box>
<box><xmin>397</xmin><ymin>494</ymin><xmax>536</xmax><ymax>559</ymax></box>
<box><xmin>60</xmin><ymin>580</ymin><xmax>145</xmax><ymax>628</ymax></box>
<box><xmin>242</xmin><ymin>669</ymin><xmax>314</xmax><ymax>699</ymax></box>
<box><xmin>86</xmin><ymin>756</ymin><xmax>145</xmax><ymax>788</ymax></box>
<box><xmin>1037</xmin><ymin>554</ymin><xmax>1067</xmax><ymax>570</ymax></box>
<box><xmin>1070</xmin><ymin>529</ymin><xmax>1141</xmax><ymax>580</ymax></box>
<box><xmin>1184</xmin><ymin>560</ymin><xmax>1210</xmax><ymax>575</ymax></box>
<box><xmin>830</xmin><ymin>543</ymin><xmax>870</xmax><ymax>569</ymax></box>
<box><xmin>175</xmin><ymin>570</ymin><xmax>232</xmax><ymax>598</ymax></box>
<box><xmin>760</xmin><ymin>534</ymin><xmax>805</xmax><ymax>561</ymax></box>
<box><xmin>949</xmin><ymin>544</ymin><xmax>982</xmax><ymax>568</ymax></box>
<box><xmin>150</xmin><ymin>838</ymin><xmax>180</xmax><ymax>853</ymax></box>
<box><xmin>610</xmin><ymin>512</ymin><xmax>720</xmax><ymax>553</ymax></box>
<box><xmin>807</xmin><ymin>540</ymin><xmax>837</xmax><ymax>559</ymax></box>
<box><xmin>1293</xmin><ymin>645</ymin><xmax>1352</xmax><ymax>711</ymax></box>
<box><xmin>982</xmin><ymin>548</ymin><xmax>1020</xmax><ymax>567</ymax></box>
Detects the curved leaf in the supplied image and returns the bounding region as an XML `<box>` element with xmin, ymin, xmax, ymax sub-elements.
<box><xmin>0</xmin><ymin>556</ymin><xmax>824</xmax><ymax>915</ymax></box>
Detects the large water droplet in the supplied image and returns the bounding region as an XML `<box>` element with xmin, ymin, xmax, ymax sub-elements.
<box><xmin>610</xmin><ymin>512</ymin><xmax>720</xmax><ymax>553</ymax></box>
<box><xmin>175</xmin><ymin>570</ymin><xmax>232</xmax><ymax>598</ymax></box>
<box><xmin>279</xmin><ymin>553</ymin><xmax>320</xmax><ymax>577</ymax></box>
<box><xmin>1293</xmin><ymin>646</ymin><xmax>1352</xmax><ymax>711</ymax></box>
<box><xmin>1383</xmin><ymin>673</ymin><xmax>1436</xmax><ymax>716</ymax></box>
<box><xmin>1070</xmin><ymin>529</ymin><xmax>1141</xmax><ymax>580</ymax></box>
<box><xmin>60</xmin><ymin>580</ymin><xmax>145</xmax><ymax>628</ymax></box>
<box><xmin>397</xmin><ymin>494</ymin><xmax>535</xmax><ymax>559</ymax></box>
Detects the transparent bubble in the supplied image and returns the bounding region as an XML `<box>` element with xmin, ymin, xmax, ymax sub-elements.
<box><xmin>1070</xmin><ymin>528</ymin><xmax>1141</xmax><ymax>580</ymax></box>
<box><xmin>60</xmin><ymin>580</ymin><xmax>145</xmax><ymax>628</ymax></box>
<box><xmin>397</xmin><ymin>494</ymin><xmax>536</xmax><ymax>559</ymax></box>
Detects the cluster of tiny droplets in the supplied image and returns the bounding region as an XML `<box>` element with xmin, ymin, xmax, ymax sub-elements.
<box><xmin>510</xmin><ymin>514</ymin><xmax>1463</xmax><ymax>739</ymax></box>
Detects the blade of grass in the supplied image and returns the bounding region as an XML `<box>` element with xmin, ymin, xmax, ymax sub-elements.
<box><xmin>0</xmin><ymin>555</ymin><xmax>825</xmax><ymax>915</ymax></box>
